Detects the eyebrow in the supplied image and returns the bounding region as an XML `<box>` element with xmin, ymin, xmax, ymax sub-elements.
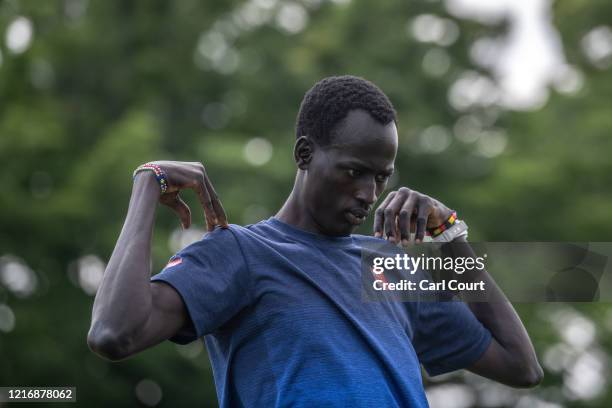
<box><xmin>338</xmin><ymin>160</ymin><xmax>394</xmax><ymax>174</ymax></box>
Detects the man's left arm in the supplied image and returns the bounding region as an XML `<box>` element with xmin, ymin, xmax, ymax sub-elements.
<box><xmin>373</xmin><ymin>187</ymin><xmax>544</xmax><ymax>388</ymax></box>
<box><xmin>439</xmin><ymin>236</ymin><xmax>544</xmax><ymax>387</ymax></box>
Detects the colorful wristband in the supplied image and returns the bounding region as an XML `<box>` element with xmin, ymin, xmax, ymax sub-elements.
<box><xmin>427</xmin><ymin>211</ymin><xmax>457</xmax><ymax>238</ymax></box>
<box><xmin>431</xmin><ymin>220</ymin><xmax>468</xmax><ymax>243</ymax></box>
<box><xmin>133</xmin><ymin>163</ymin><xmax>168</xmax><ymax>194</ymax></box>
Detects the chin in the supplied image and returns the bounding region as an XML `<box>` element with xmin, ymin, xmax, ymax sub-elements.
<box><xmin>315</xmin><ymin>212</ymin><xmax>356</xmax><ymax>237</ymax></box>
<box><xmin>331</xmin><ymin>218</ymin><xmax>358</xmax><ymax>237</ymax></box>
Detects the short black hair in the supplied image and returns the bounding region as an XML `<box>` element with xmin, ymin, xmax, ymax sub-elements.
<box><xmin>295</xmin><ymin>75</ymin><xmax>397</xmax><ymax>146</ymax></box>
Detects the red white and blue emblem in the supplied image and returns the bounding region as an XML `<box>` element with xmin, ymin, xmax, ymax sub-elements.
<box><xmin>165</xmin><ymin>256</ymin><xmax>183</xmax><ymax>268</ymax></box>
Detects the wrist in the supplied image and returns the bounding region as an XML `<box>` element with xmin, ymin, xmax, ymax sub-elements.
<box><xmin>132</xmin><ymin>171</ymin><xmax>161</xmax><ymax>199</ymax></box>
<box><xmin>125</xmin><ymin>171</ymin><xmax>160</xmax><ymax>225</ymax></box>
<box><xmin>451</xmin><ymin>235</ymin><xmax>469</xmax><ymax>243</ymax></box>
<box><xmin>428</xmin><ymin>211</ymin><xmax>457</xmax><ymax>238</ymax></box>
<box><xmin>432</xmin><ymin>219</ymin><xmax>469</xmax><ymax>243</ymax></box>
<box><xmin>133</xmin><ymin>163</ymin><xmax>169</xmax><ymax>194</ymax></box>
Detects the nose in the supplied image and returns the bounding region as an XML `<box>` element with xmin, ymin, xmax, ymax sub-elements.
<box><xmin>354</xmin><ymin>177</ymin><xmax>377</xmax><ymax>207</ymax></box>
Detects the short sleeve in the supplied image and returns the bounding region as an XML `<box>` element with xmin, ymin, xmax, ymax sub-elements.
<box><xmin>412</xmin><ymin>301</ymin><xmax>492</xmax><ymax>376</ymax></box>
<box><xmin>151</xmin><ymin>225</ymin><xmax>251</xmax><ymax>344</ymax></box>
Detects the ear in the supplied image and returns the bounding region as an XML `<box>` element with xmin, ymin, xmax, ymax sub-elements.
<box><xmin>294</xmin><ymin>136</ymin><xmax>314</xmax><ymax>170</ymax></box>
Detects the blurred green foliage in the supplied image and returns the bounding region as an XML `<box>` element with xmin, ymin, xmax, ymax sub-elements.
<box><xmin>1</xmin><ymin>0</ymin><xmax>612</xmax><ymax>406</ymax></box>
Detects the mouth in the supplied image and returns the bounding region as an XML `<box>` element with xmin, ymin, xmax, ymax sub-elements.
<box><xmin>345</xmin><ymin>209</ymin><xmax>369</xmax><ymax>225</ymax></box>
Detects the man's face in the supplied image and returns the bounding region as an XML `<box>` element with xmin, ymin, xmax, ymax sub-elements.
<box><xmin>303</xmin><ymin>109</ymin><xmax>398</xmax><ymax>236</ymax></box>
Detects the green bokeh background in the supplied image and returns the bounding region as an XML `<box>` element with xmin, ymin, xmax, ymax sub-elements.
<box><xmin>1</xmin><ymin>0</ymin><xmax>611</xmax><ymax>406</ymax></box>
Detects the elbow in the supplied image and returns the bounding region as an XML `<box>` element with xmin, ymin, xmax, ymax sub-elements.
<box><xmin>513</xmin><ymin>362</ymin><xmax>544</xmax><ymax>388</ymax></box>
<box><xmin>525</xmin><ymin>364</ymin><xmax>545</xmax><ymax>388</ymax></box>
<box><xmin>87</xmin><ymin>326</ymin><xmax>132</xmax><ymax>362</ymax></box>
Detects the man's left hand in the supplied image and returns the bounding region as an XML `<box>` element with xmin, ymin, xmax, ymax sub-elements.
<box><xmin>373</xmin><ymin>187</ymin><xmax>453</xmax><ymax>244</ymax></box>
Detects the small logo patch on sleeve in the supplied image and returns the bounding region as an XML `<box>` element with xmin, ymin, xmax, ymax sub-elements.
<box><xmin>165</xmin><ymin>256</ymin><xmax>183</xmax><ymax>268</ymax></box>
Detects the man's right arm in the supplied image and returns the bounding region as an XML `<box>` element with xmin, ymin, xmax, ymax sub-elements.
<box><xmin>87</xmin><ymin>162</ymin><xmax>227</xmax><ymax>361</ymax></box>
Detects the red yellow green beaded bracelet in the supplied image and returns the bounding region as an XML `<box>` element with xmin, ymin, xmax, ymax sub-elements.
<box><xmin>133</xmin><ymin>163</ymin><xmax>169</xmax><ymax>194</ymax></box>
<box><xmin>427</xmin><ymin>211</ymin><xmax>457</xmax><ymax>238</ymax></box>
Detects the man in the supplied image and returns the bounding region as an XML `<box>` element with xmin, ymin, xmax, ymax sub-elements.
<box><xmin>88</xmin><ymin>76</ymin><xmax>543</xmax><ymax>407</ymax></box>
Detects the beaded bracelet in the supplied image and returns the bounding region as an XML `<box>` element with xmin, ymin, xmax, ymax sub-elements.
<box><xmin>133</xmin><ymin>163</ymin><xmax>168</xmax><ymax>194</ymax></box>
<box><xmin>432</xmin><ymin>220</ymin><xmax>468</xmax><ymax>243</ymax></box>
<box><xmin>427</xmin><ymin>211</ymin><xmax>457</xmax><ymax>238</ymax></box>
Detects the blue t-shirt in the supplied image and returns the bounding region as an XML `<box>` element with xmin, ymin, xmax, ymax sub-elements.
<box><xmin>151</xmin><ymin>217</ymin><xmax>491</xmax><ymax>407</ymax></box>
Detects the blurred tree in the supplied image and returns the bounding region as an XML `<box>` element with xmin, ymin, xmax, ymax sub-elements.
<box><xmin>1</xmin><ymin>0</ymin><xmax>611</xmax><ymax>406</ymax></box>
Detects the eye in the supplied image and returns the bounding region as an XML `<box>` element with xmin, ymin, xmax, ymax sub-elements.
<box><xmin>375</xmin><ymin>174</ymin><xmax>390</xmax><ymax>183</ymax></box>
<box><xmin>347</xmin><ymin>168</ymin><xmax>361</xmax><ymax>178</ymax></box>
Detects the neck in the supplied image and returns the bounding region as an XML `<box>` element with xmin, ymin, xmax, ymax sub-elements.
<box><xmin>275</xmin><ymin>171</ymin><xmax>319</xmax><ymax>233</ymax></box>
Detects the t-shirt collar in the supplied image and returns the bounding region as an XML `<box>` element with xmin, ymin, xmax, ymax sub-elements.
<box><xmin>267</xmin><ymin>217</ymin><xmax>355</xmax><ymax>248</ymax></box>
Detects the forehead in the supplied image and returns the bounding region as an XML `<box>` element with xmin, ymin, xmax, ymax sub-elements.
<box><xmin>326</xmin><ymin>109</ymin><xmax>398</xmax><ymax>165</ymax></box>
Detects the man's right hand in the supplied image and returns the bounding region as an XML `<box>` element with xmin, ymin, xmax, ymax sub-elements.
<box><xmin>89</xmin><ymin>160</ymin><xmax>228</xmax><ymax>361</ymax></box>
<box><xmin>135</xmin><ymin>161</ymin><xmax>228</xmax><ymax>231</ymax></box>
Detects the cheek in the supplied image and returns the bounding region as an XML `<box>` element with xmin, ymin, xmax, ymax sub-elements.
<box><xmin>311</xmin><ymin>176</ymin><xmax>349</xmax><ymax>208</ymax></box>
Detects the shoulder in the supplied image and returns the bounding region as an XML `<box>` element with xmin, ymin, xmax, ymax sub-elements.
<box><xmin>211</xmin><ymin>221</ymin><xmax>270</xmax><ymax>241</ymax></box>
<box><xmin>182</xmin><ymin>221</ymin><xmax>270</xmax><ymax>251</ymax></box>
<box><xmin>167</xmin><ymin>225</ymin><xmax>253</xmax><ymax>272</ymax></box>
<box><xmin>351</xmin><ymin>233</ymin><xmax>386</xmax><ymax>246</ymax></box>
<box><xmin>196</xmin><ymin>222</ymin><xmax>263</xmax><ymax>241</ymax></box>
<box><xmin>176</xmin><ymin>225</ymin><xmax>245</xmax><ymax>258</ymax></box>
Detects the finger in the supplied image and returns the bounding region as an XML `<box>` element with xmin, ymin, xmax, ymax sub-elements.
<box><xmin>192</xmin><ymin>176</ymin><xmax>217</xmax><ymax>232</ymax></box>
<box><xmin>410</xmin><ymin>215</ymin><xmax>417</xmax><ymax>234</ymax></box>
<box><xmin>398</xmin><ymin>194</ymin><xmax>417</xmax><ymax>246</ymax></box>
<box><xmin>202</xmin><ymin>173</ymin><xmax>228</xmax><ymax>228</ymax></box>
<box><xmin>395</xmin><ymin>217</ymin><xmax>401</xmax><ymax>244</ymax></box>
<box><xmin>415</xmin><ymin>198</ymin><xmax>433</xmax><ymax>243</ymax></box>
<box><xmin>162</xmin><ymin>193</ymin><xmax>192</xmax><ymax>229</ymax></box>
<box><xmin>383</xmin><ymin>191</ymin><xmax>407</xmax><ymax>243</ymax></box>
<box><xmin>373</xmin><ymin>191</ymin><xmax>396</xmax><ymax>237</ymax></box>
